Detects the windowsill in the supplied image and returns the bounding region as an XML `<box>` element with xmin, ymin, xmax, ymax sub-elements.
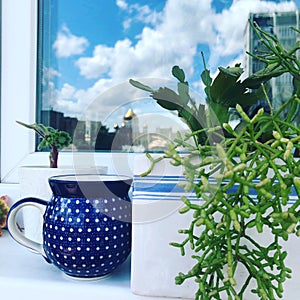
<box><xmin>1</xmin><ymin>151</ymin><xmax>147</xmax><ymax>183</ymax></box>
<box><xmin>0</xmin><ymin>152</ymin><xmax>147</xmax><ymax>204</ymax></box>
<box><xmin>0</xmin><ymin>230</ymin><xmax>179</xmax><ymax>300</ymax></box>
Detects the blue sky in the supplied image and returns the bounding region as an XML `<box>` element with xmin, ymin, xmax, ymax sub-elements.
<box><xmin>43</xmin><ymin>0</ymin><xmax>300</xmax><ymax>131</ymax></box>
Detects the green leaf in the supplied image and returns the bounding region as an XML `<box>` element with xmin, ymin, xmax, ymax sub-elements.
<box><xmin>210</xmin><ymin>65</ymin><xmax>243</xmax><ymax>104</ymax></box>
<box><xmin>242</xmin><ymin>65</ymin><xmax>286</xmax><ymax>89</ymax></box>
<box><xmin>219</xmin><ymin>65</ymin><xmax>243</xmax><ymax>77</ymax></box>
<box><xmin>204</xmin><ymin>86</ymin><xmax>211</xmax><ymax>102</ymax></box>
<box><xmin>56</xmin><ymin>131</ymin><xmax>72</xmax><ymax>148</ymax></box>
<box><xmin>129</xmin><ymin>79</ymin><xmax>156</xmax><ymax>93</ymax></box>
<box><xmin>220</xmin><ymin>82</ymin><xmax>264</xmax><ymax>107</ymax></box>
<box><xmin>208</xmin><ymin>102</ymin><xmax>230</xmax><ymax>125</ymax></box>
<box><xmin>172</xmin><ymin>66</ymin><xmax>185</xmax><ymax>83</ymax></box>
<box><xmin>16</xmin><ymin>120</ymin><xmax>38</xmax><ymax>131</ymax></box>
<box><xmin>46</xmin><ymin>126</ymin><xmax>56</xmax><ymax>134</ymax></box>
<box><xmin>17</xmin><ymin>120</ymin><xmax>72</xmax><ymax>151</ymax></box>
<box><xmin>178</xmin><ymin>105</ymin><xmax>207</xmax><ymax>144</ymax></box>
<box><xmin>151</xmin><ymin>87</ymin><xmax>182</xmax><ymax>111</ymax></box>
<box><xmin>201</xmin><ymin>69</ymin><xmax>212</xmax><ymax>87</ymax></box>
<box><xmin>232</xmin><ymin>87</ymin><xmax>265</xmax><ymax>107</ymax></box>
<box><xmin>16</xmin><ymin>121</ymin><xmax>46</xmax><ymax>137</ymax></box>
<box><xmin>37</xmin><ymin>139</ymin><xmax>47</xmax><ymax>150</ymax></box>
<box><xmin>177</xmin><ymin>82</ymin><xmax>190</xmax><ymax>106</ymax></box>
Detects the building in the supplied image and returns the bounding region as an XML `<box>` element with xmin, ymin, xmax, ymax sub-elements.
<box><xmin>245</xmin><ymin>11</ymin><xmax>300</xmax><ymax>115</ymax></box>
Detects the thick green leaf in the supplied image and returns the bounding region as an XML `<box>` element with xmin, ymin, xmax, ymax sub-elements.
<box><xmin>242</xmin><ymin>65</ymin><xmax>286</xmax><ymax>89</ymax></box>
<box><xmin>129</xmin><ymin>79</ymin><xmax>156</xmax><ymax>93</ymax></box>
<box><xmin>151</xmin><ymin>87</ymin><xmax>182</xmax><ymax>111</ymax></box>
<box><xmin>178</xmin><ymin>105</ymin><xmax>207</xmax><ymax>144</ymax></box>
<box><xmin>208</xmin><ymin>102</ymin><xmax>230</xmax><ymax>126</ymax></box>
<box><xmin>221</xmin><ymin>82</ymin><xmax>246</xmax><ymax>106</ymax></box>
<box><xmin>204</xmin><ymin>86</ymin><xmax>211</xmax><ymax>102</ymax></box>
<box><xmin>201</xmin><ymin>69</ymin><xmax>212</xmax><ymax>87</ymax></box>
<box><xmin>172</xmin><ymin>66</ymin><xmax>185</xmax><ymax>83</ymax></box>
<box><xmin>177</xmin><ymin>82</ymin><xmax>190</xmax><ymax>106</ymax></box>
<box><xmin>210</xmin><ymin>65</ymin><xmax>243</xmax><ymax>104</ymax></box>
<box><xmin>219</xmin><ymin>65</ymin><xmax>243</xmax><ymax>77</ymax></box>
<box><xmin>220</xmin><ymin>82</ymin><xmax>265</xmax><ymax>108</ymax></box>
<box><xmin>16</xmin><ymin>120</ymin><xmax>36</xmax><ymax>130</ymax></box>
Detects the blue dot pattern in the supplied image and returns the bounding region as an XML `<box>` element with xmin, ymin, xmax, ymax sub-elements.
<box><xmin>43</xmin><ymin>195</ymin><xmax>131</xmax><ymax>278</ymax></box>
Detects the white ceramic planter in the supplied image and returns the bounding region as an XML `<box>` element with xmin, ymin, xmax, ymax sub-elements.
<box><xmin>131</xmin><ymin>155</ymin><xmax>300</xmax><ymax>299</ymax></box>
<box><xmin>18</xmin><ymin>165</ymin><xmax>107</xmax><ymax>244</ymax></box>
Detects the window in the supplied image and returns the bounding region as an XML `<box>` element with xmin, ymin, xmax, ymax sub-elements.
<box><xmin>36</xmin><ymin>0</ymin><xmax>189</xmax><ymax>153</ymax></box>
<box><xmin>2</xmin><ymin>1</ymin><xmax>300</xmax><ymax>183</ymax></box>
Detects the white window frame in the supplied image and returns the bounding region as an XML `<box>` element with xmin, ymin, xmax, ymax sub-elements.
<box><xmin>1</xmin><ymin>0</ymin><xmax>137</xmax><ymax>187</ymax></box>
<box><xmin>1</xmin><ymin>0</ymin><xmax>38</xmax><ymax>183</ymax></box>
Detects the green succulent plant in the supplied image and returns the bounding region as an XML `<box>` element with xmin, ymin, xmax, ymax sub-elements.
<box><xmin>130</xmin><ymin>20</ymin><xmax>300</xmax><ymax>300</ymax></box>
<box><xmin>17</xmin><ymin>121</ymin><xmax>72</xmax><ymax>168</ymax></box>
<box><xmin>130</xmin><ymin>49</ymin><xmax>274</xmax><ymax>146</ymax></box>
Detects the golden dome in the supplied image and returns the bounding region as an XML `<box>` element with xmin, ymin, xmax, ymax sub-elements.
<box><xmin>124</xmin><ymin>108</ymin><xmax>136</xmax><ymax>120</ymax></box>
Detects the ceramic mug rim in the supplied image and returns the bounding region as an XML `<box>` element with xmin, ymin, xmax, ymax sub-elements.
<box><xmin>49</xmin><ymin>173</ymin><xmax>132</xmax><ymax>184</ymax></box>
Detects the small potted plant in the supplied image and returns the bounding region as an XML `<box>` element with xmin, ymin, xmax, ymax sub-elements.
<box><xmin>130</xmin><ymin>21</ymin><xmax>300</xmax><ymax>299</ymax></box>
<box><xmin>16</xmin><ymin>121</ymin><xmax>72</xmax><ymax>168</ymax></box>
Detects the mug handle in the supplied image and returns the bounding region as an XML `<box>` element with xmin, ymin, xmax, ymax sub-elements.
<box><xmin>7</xmin><ymin>197</ymin><xmax>48</xmax><ymax>259</ymax></box>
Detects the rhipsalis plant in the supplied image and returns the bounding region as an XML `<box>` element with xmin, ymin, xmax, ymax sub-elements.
<box><xmin>17</xmin><ymin>121</ymin><xmax>72</xmax><ymax>168</ymax></box>
<box><xmin>130</xmin><ymin>20</ymin><xmax>300</xmax><ymax>299</ymax></box>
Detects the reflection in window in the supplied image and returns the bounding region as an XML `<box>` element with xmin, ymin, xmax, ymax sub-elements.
<box><xmin>36</xmin><ymin>1</ymin><xmax>300</xmax><ymax>152</ymax></box>
<box><xmin>36</xmin><ymin>0</ymin><xmax>190</xmax><ymax>152</ymax></box>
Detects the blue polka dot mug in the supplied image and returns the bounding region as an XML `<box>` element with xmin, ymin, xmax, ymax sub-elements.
<box><xmin>7</xmin><ymin>174</ymin><xmax>132</xmax><ymax>280</ymax></box>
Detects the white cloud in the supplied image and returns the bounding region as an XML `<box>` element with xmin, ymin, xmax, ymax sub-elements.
<box><xmin>53</xmin><ymin>24</ymin><xmax>89</xmax><ymax>58</ymax></box>
<box><xmin>76</xmin><ymin>44</ymin><xmax>115</xmax><ymax>79</ymax></box>
<box><xmin>116</xmin><ymin>0</ymin><xmax>128</xmax><ymax>10</ymax></box>
<box><xmin>42</xmin><ymin>66</ymin><xmax>61</xmax><ymax>86</ymax></box>
<box><xmin>60</xmin><ymin>83</ymin><xmax>76</xmax><ymax>99</ymax></box>
<box><xmin>131</xmin><ymin>3</ymin><xmax>162</xmax><ymax>26</ymax></box>
<box><xmin>53</xmin><ymin>0</ymin><xmax>298</xmax><ymax>120</ymax></box>
<box><xmin>76</xmin><ymin>0</ymin><xmax>213</xmax><ymax>82</ymax></box>
<box><xmin>118</xmin><ymin>1</ymin><xmax>163</xmax><ymax>29</ymax></box>
<box><xmin>122</xmin><ymin>18</ymin><xmax>132</xmax><ymax>30</ymax></box>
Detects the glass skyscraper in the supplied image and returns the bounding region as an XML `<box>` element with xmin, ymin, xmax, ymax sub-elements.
<box><xmin>245</xmin><ymin>11</ymin><xmax>300</xmax><ymax>118</ymax></box>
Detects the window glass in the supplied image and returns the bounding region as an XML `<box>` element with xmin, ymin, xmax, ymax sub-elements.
<box><xmin>36</xmin><ymin>1</ymin><xmax>300</xmax><ymax>153</ymax></box>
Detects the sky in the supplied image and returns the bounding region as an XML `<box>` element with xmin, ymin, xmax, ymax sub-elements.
<box><xmin>43</xmin><ymin>0</ymin><xmax>300</xmax><ymax>131</ymax></box>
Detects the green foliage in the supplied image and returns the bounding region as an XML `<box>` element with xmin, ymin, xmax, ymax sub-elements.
<box><xmin>162</xmin><ymin>100</ymin><xmax>300</xmax><ymax>299</ymax></box>
<box><xmin>16</xmin><ymin>120</ymin><xmax>72</xmax><ymax>168</ymax></box>
<box><xmin>130</xmin><ymin>49</ymin><xmax>271</xmax><ymax>145</ymax></box>
<box><xmin>37</xmin><ymin>129</ymin><xmax>72</xmax><ymax>150</ymax></box>
<box><xmin>130</xmin><ymin>75</ymin><xmax>208</xmax><ymax>145</ymax></box>
<box><xmin>130</xmin><ymin>20</ymin><xmax>300</xmax><ymax>300</ymax></box>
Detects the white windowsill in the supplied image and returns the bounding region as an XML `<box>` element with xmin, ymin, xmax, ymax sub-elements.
<box><xmin>0</xmin><ymin>152</ymin><xmax>147</xmax><ymax>206</ymax></box>
<box><xmin>0</xmin><ymin>231</ymin><xmax>180</xmax><ymax>300</ymax></box>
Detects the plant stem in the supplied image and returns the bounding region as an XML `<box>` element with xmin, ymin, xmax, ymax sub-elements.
<box><xmin>50</xmin><ymin>146</ymin><xmax>58</xmax><ymax>168</ymax></box>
